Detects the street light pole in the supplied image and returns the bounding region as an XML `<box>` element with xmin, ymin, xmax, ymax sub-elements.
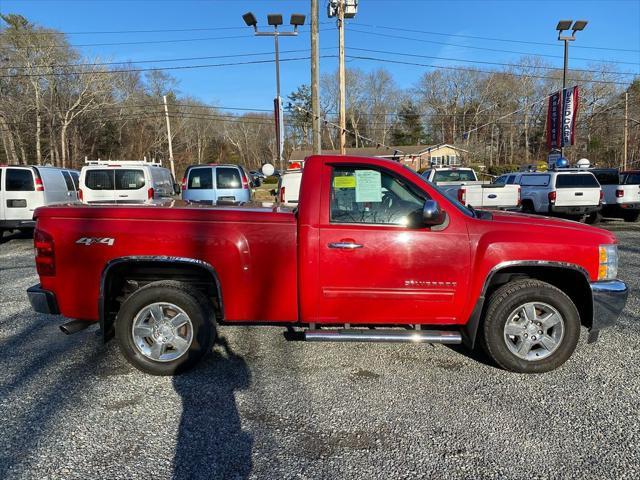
<box><xmin>338</xmin><ymin>0</ymin><xmax>346</xmax><ymax>155</ymax></box>
<box><xmin>556</xmin><ymin>20</ymin><xmax>587</xmax><ymax>159</ymax></box>
<box><xmin>311</xmin><ymin>0</ymin><xmax>321</xmax><ymax>155</ymax></box>
<box><xmin>243</xmin><ymin>12</ymin><xmax>305</xmax><ymax>171</ymax></box>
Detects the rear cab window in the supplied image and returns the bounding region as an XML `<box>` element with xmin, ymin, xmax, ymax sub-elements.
<box><xmin>555</xmin><ymin>174</ymin><xmax>600</xmax><ymax>188</ymax></box>
<box><xmin>622</xmin><ymin>173</ymin><xmax>640</xmax><ymax>185</ymax></box>
<box><xmin>591</xmin><ymin>170</ymin><xmax>619</xmax><ymax>185</ymax></box>
<box><xmin>6</xmin><ymin>168</ymin><xmax>35</xmax><ymax>191</ymax></box>
<box><xmin>188</xmin><ymin>168</ymin><xmax>213</xmax><ymax>189</ymax></box>
<box><xmin>216</xmin><ymin>167</ymin><xmax>242</xmax><ymax>189</ymax></box>
<box><xmin>432</xmin><ymin>170</ymin><xmax>476</xmax><ymax>182</ymax></box>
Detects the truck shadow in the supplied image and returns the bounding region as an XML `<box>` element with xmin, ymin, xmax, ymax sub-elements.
<box><xmin>172</xmin><ymin>336</ymin><xmax>253</xmax><ymax>480</ymax></box>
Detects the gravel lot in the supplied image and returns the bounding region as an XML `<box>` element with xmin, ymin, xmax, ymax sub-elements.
<box><xmin>1</xmin><ymin>224</ymin><xmax>639</xmax><ymax>480</ymax></box>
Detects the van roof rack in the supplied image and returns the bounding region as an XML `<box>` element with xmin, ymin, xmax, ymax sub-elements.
<box><xmin>84</xmin><ymin>157</ymin><xmax>162</xmax><ymax>166</ymax></box>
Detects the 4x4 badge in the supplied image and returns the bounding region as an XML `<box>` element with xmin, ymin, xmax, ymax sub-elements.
<box><xmin>76</xmin><ymin>237</ymin><xmax>115</xmax><ymax>246</ymax></box>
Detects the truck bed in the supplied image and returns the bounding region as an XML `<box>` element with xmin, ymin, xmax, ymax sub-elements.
<box><xmin>34</xmin><ymin>202</ymin><xmax>298</xmax><ymax>322</ymax></box>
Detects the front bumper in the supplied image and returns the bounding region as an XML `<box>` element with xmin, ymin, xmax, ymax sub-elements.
<box><xmin>27</xmin><ymin>284</ymin><xmax>60</xmax><ymax>315</ymax></box>
<box><xmin>590</xmin><ymin>280</ymin><xmax>628</xmax><ymax>331</ymax></box>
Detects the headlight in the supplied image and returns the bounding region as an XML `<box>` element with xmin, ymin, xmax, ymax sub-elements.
<box><xmin>598</xmin><ymin>244</ymin><xmax>618</xmax><ymax>281</ymax></box>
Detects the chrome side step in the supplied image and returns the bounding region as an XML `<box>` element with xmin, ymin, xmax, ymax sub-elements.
<box><xmin>304</xmin><ymin>329</ymin><xmax>462</xmax><ymax>344</ymax></box>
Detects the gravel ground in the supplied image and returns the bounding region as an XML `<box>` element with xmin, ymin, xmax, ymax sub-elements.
<box><xmin>1</xmin><ymin>225</ymin><xmax>639</xmax><ymax>480</ymax></box>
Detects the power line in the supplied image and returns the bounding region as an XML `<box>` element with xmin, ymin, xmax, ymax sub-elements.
<box><xmin>0</xmin><ymin>56</ymin><xmax>335</xmax><ymax>78</ymax></box>
<box><xmin>348</xmin><ymin>47</ymin><xmax>639</xmax><ymax>77</ymax></box>
<box><xmin>354</xmin><ymin>23</ymin><xmax>640</xmax><ymax>54</ymax></box>
<box><xmin>346</xmin><ymin>55</ymin><xmax>634</xmax><ymax>86</ymax></box>
<box><xmin>348</xmin><ymin>27</ymin><xmax>640</xmax><ymax>67</ymax></box>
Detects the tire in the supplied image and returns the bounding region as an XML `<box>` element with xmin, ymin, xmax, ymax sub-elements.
<box><xmin>622</xmin><ymin>211</ymin><xmax>640</xmax><ymax>223</ymax></box>
<box><xmin>482</xmin><ymin>279</ymin><xmax>580</xmax><ymax>374</ymax></box>
<box><xmin>115</xmin><ymin>280</ymin><xmax>216</xmax><ymax>375</ymax></box>
<box><xmin>585</xmin><ymin>212</ymin><xmax>602</xmax><ymax>224</ymax></box>
<box><xmin>521</xmin><ymin>200</ymin><xmax>535</xmax><ymax>214</ymax></box>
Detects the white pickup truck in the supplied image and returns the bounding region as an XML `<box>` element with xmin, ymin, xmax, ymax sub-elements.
<box><xmin>506</xmin><ymin>169</ymin><xmax>603</xmax><ymax>222</ymax></box>
<box><xmin>422</xmin><ymin>167</ymin><xmax>520</xmax><ymax>210</ymax></box>
<box><xmin>591</xmin><ymin>168</ymin><xmax>640</xmax><ymax>222</ymax></box>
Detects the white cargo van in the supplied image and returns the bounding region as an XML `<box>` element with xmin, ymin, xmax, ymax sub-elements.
<box><xmin>0</xmin><ymin>165</ymin><xmax>80</xmax><ymax>233</ymax></box>
<box><xmin>79</xmin><ymin>160</ymin><xmax>176</xmax><ymax>204</ymax></box>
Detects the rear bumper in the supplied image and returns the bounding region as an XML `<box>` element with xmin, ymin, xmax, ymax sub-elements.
<box><xmin>0</xmin><ymin>219</ymin><xmax>36</xmax><ymax>229</ymax></box>
<box><xmin>551</xmin><ymin>205</ymin><xmax>601</xmax><ymax>215</ymax></box>
<box><xmin>590</xmin><ymin>280</ymin><xmax>628</xmax><ymax>331</ymax></box>
<box><xmin>603</xmin><ymin>203</ymin><xmax>640</xmax><ymax>212</ymax></box>
<box><xmin>27</xmin><ymin>284</ymin><xmax>60</xmax><ymax>315</ymax></box>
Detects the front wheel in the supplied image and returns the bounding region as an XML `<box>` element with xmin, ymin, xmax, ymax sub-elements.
<box><xmin>115</xmin><ymin>281</ymin><xmax>216</xmax><ymax>375</ymax></box>
<box><xmin>482</xmin><ymin>279</ymin><xmax>580</xmax><ymax>373</ymax></box>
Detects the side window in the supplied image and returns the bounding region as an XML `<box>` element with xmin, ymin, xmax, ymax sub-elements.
<box><xmin>216</xmin><ymin>167</ymin><xmax>242</xmax><ymax>189</ymax></box>
<box><xmin>6</xmin><ymin>169</ymin><xmax>35</xmax><ymax>191</ymax></box>
<box><xmin>330</xmin><ymin>166</ymin><xmax>426</xmax><ymax>226</ymax></box>
<box><xmin>69</xmin><ymin>171</ymin><xmax>80</xmax><ymax>190</ymax></box>
<box><xmin>85</xmin><ymin>170</ymin><xmax>114</xmax><ymax>190</ymax></box>
<box><xmin>506</xmin><ymin>176</ymin><xmax>516</xmax><ymax>185</ymax></box>
<box><xmin>188</xmin><ymin>168</ymin><xmax>213</xmax><ymax>189</ymax></box>
<box><xmin>494</xmin><ymin>175</ymin><xmax>507</xmax><ymax>186</ymax></box>
<box><xmin>115</xmin><ymin>169</ymin><xmax>145</xmax><ymax>190</ymax></box>
<box><xmin>62</xmin><ymin>171</ymin><xmax>75</xmax><ymax>191</ymax></box>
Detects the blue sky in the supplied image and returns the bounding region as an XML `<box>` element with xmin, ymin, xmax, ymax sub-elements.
<box><xmin>2</xmin><ymin>0</ymin><xmax>639</xmax><ymax>111</ymax></box>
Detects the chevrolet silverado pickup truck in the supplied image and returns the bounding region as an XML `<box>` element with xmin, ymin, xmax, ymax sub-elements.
<box><xmin>422</xmin><ymin>167</ymin><xmax>521</xmax><ymax>210</ymax></box>
<box><xmin>27</xmin><ymin>155</ymin><xmax>628</xmax><ymax>375</ymax></box>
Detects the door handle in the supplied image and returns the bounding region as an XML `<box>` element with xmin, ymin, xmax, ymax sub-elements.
<box><xmin>328</xmin><ymin>242</ymin><xmax>363</xmax><ymax>249</ymax></box>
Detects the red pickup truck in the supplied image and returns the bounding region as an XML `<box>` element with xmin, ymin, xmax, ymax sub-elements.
<box><xmin>27</xmin><ymin>155</ymin><xmax>628</xmax><ymax>375</ymax></box>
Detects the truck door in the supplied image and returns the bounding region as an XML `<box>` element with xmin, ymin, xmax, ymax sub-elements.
<box><xmin>316</xmin><ymin>164</ymin><xmax>471</xmax><ymax>325</ymax></box>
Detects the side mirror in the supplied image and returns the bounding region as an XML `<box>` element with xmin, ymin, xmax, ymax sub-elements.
<box><xmin>173</xmin><ymin>183</ymin><xmax>181</xmax><ymax>195</ymax></box>
<box><xmin>422</xmin><ymin>200</ymin><xmax>446</xmax><ymax>227</ymax></box>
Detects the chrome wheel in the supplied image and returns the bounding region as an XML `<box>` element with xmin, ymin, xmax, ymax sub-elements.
<box><xmin>503</xmin><ymin>302</ymin><xmax>565</xmax><ymax>361</ymax></box>
<box><xmin>132</xmin><ymin>302</ymin><xmax>193</xmax><ymax>362</ymax></box>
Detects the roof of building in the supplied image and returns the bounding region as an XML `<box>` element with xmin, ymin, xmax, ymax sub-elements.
<box><xmin>289</xmin><ymin>143</ymin><xmax>467</xmax><ymax>161</ymax></box>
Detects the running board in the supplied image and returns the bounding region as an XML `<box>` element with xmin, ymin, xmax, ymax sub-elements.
<box><xmin>303</xmin><ymin>329</ymin><xmax>462</xmax><ymax>344</ymax></box>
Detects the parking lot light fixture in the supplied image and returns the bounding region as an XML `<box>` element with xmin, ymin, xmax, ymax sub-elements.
<box><xmin>556</xmin><ymin>20</ymin><xmax>573</xmax><ymax>32</ymax></box>
<box><xmin>242</xmin><ymin>12</ymin><xmax>258</xmax><ymax>32</ymax></box>
<box><xmin>267</xmin><ymin>14</ymin><xmax>283</xmax><ymax>27</ymax></box>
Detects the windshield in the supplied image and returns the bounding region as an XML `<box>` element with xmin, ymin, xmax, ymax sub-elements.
<box><xmin>432</xmin><ymin>170</ymin><xmax>477</xmax><ymax>182</ymax></box>
<box><xmin>404</xmin><ymin>166</ymin><xmax>475</xmax><ymax>218</ymax></box>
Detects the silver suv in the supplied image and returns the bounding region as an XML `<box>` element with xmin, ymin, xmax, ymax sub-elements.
<box><xmin>181</xmin><ymin>164</ymin><xmax>254</xmax><ymax>204</ymax></box>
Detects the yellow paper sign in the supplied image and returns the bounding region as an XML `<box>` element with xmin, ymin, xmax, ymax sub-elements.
<box><xmin>334</xmin><ymin>176</ymin><xmax>356</xmax><ymax>188</ymax></box>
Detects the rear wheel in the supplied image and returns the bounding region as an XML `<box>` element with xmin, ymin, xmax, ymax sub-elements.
<box><xmin>115</xmin><ymin>281</ymin><xmax>216</xmax><ymax>375</ymax></box>
<box><xmin>585</xmin><ymin>212</ymin><xmax>602</xmax><ymax>224</ymax></box>
<box><xmin>622</xmin><ymin>211</ymin><xmax>640</xmax><ymax>222</ymax></box>
<box><xmin>482</xmin><ymin>279</ymin><xmax>580</xmax><ymax>373</ymax></box>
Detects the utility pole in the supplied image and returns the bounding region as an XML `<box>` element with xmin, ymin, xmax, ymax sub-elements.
<box><xmin>338</xmin><ymin>0</ymin><xmax>346</xmax><ymax>154</ymax></box>
<box><xmin>624</xmin><ymin>91</ymin><xmax>629</xmax><ymax>170</ymax></box>
<box><xmin>311</xmin><ymin>0</ymin><xmax>321</xmax><ymax>154</ymax></box>
<box><xmin>163</xmin><ymin>95</ymin><xmax>176</xmax><ymax>179</ymax></box>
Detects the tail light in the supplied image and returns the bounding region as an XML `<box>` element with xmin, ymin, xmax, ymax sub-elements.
<box><xmin>34</xmin><ymin>229</ymin><xmax>55</xmax><ymax>276</ymax></box>
<box><xmin>600</xmin><ymin>190</ymin><xmax>604</xmax><ymax>202</ymax></box>
<box><xmin>615</xmin><ymin>189</ymin><xmax>623</xmax><ymax>198</ymax></box>
<box><xmin>181</xmin><ymin>177</ymin><xmax>187</xmax><ymax>191</ymax></box>
<box><xmin>517</xmin><ymin>187</ymin><xmax>521</xmax><ymax>207</ymax></box>
<box><xmin>240</xmin><ymin>170</ymin><xmax>249</xmax><ymax>190</ymax></box>
<box><xmin>147</xmin><ymin>187</ymin><xmax>155</xmax><ymax>200</ymax></box>
<box><xmin>548</xmin><ymin>191</ymin><xmax>556</xmax><ymax>204</ymax></box>
<box><xmin>279</xmin><ymin>186</ymin><xmax>286</xmax><ymax>203</ymax></box>
<box><xmin>78</xmin><ymin>188</ymin><xmax>83</xmax><ymax>201</ymax></box>
<box><xmin>457</xmin><ymin>188</ymin><xmax>466</xmax><ymax>204</ymax></box>
<box><xmin>35</xmin><ymin>177</ymin><xmax>44</xmax><ymax>192</ymax></box>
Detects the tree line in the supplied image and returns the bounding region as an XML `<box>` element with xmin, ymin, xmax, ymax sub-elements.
<box><xmin>1</xmin><ymin>13</ymin><xmax>638</xmax><ymax>178</ymax></box>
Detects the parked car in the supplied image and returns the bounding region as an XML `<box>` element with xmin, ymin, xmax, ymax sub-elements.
<box><xmin>590</xmin><ymin>168</ymin><xmax>640</xmax><ymax>222</ymax></box>
<box><xmin>514</xmin><ymin>169</ymin><xmax>602</xmax><ymax>222</ymax></box>
<box><xmin>0</xmin><ymin>165</ymin><xmax>80</xmax><ymax>234</ymax></box>
<box><xmin>79</xmin><ymin>160</ymin><xmax>175</xmax><ymax>204</ymax></box>
<box><xmin>277</xmin><ymin>168</ymin><xmax>303</xmax><ymax>206</ymax></box>
<box><xmin>182</xmin><ymin>164</ymin><xmax>253</xmax><ymax>204</ymax></box>
<box><xmin>422</xmin><ymin>167</ymin><xmax>520</xmax><ymax>210</ymax></box>
<box><xmin>28</xmin><ymin>155</ymin><xmax>628</xmax><ymax>376</ymax></box>
<box><xmin>250</xmin><ymin>170</ymin><xmax>266</xmax><ymax>180</ymax></box>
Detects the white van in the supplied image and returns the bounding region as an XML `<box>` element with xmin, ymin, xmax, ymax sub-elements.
<box><xmin>0</xmin><ymin>165</ymin><xmax>80</xmax><ymax>233</ymax></box>
<box><xmin>79</xmin><ymin>160</ymin><xmax>176</xmax><ymax>204</ymax></box>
